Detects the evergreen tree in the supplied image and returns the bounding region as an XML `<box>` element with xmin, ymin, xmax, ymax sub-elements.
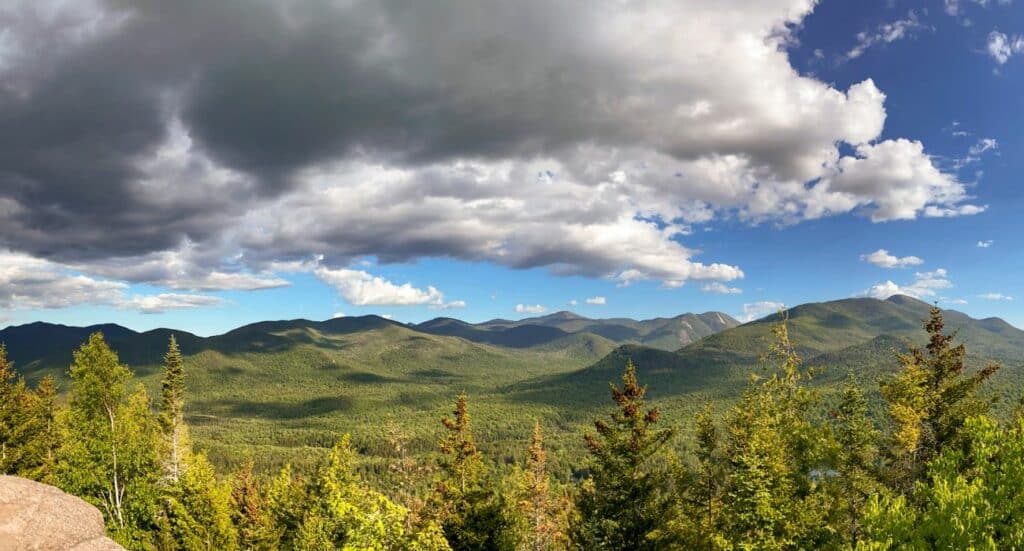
<box><xmin>831</xmin><ymin>376</ymin><xmax>881</xmax><ymax>545</ymax></box>
<box><xmin>56</xmin><ymin>333</ymin><xmax>162</xmax><ymax>547</ymax></box>
<box><xmin>882</xmin><ymin>306</ymin><xmax>999</xmax><ymax>490</ymax></box>
<box><xmin>715</xmin><ymin>320</ymin><xmax>833</xmax><ymax>550</ymax></box>
<box><xmin>571</xmin><ymin>360</ymin><xmax>677</xmax><ymax>550</ymax></box>
<box><xmin>159</xmin><ymin>335</ymin><xmax>189</xmax><ymax>483</ymax></box>
<box><xmin>14</xmin><ymin>375</ymin><xmax>59</xmax><ymax>481</ymax></box>
<box><xmin>510</xmin><ymin>422</ymin><xmax>568</xmax><ymax>551</ymax></box>
<box><xmin>678</xmin><ymin>403</ymin><xmax>727</xmax><ymax>548</ymax></box>
<box><xmin>0</xmin><ymin>343</ymin><xmax>25</xmax><ymax>473</ymax></box>
<box><xmin>158</xmin><ymin>452</ymin><xmax>239</xmax><ymax>551</ymax></box>
<box><xmin>231</xmin><ymin>460</ymin><xmax>275</xmax><ymax>550</ymax></box>
<box><xmin>434</xmin><ymin>393</ymin><xmax>510</xmax><ymax>550</ymax></box>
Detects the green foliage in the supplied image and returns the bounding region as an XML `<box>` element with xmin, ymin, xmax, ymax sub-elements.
<box><xmin>859</xmin><ymin>416</ymin><xmax>1024</xmax><ymax>549</ymax></box>
<box><xmin>506</xmin><ymin>422</ymin><xmax>569</xmax><ymax>550</ymax></box>
<box><xmin>56</xmin><ymin>333</ymin><xmax>162</xmax><ymax>548</ymax></box>
<box><xmin>434</xmin><ymin>393</ymin><xmax>511</xmax><ymax>551</ymax></box>
<box><xmin>882</xmin><ymin>306</ymin><xmax>1000</xmax><ymax>491</ymax></box>
<box><xmin>572</xmin><ymin>360</ymin><xmax>677</xmax><ymax>550</ymax></box>
<box><xmin>159</xmin><ymin>335</ymin><xmax>190</xmax><ymax>483</ymax></box>
<box><xmin>158</xmin><ymin>452</ymin><xmax>239</xmax><ymax>550</ymax></box>
<box><xmin>0</xmin><ymin>344</ymin><xmax>59</xmax><ymax>479</ymax></box>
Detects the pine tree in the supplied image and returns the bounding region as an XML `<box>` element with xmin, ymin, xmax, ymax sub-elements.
<box><xmin>882</xmin><ymin>306</ymin><xmax>999</xmax><ymax>490</ymax></box>
<box><xmin>56</xmin><ymin>333</ymin><xmax>162</xmax><ymax>547</ymax></box>
<box><xmin>571</xmin><ymin>360</ymin><xmax>677</xmax><ymax>550</ymax></box>
<box><xmin>159</xmin><ymin>335</ymin><xmax>189</xmax><ymax>483</ymax></box>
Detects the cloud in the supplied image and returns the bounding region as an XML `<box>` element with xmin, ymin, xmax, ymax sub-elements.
<box><xmin>988</xmin><ymin>31</ymin><xmax>1024</xmax><ymax>64</ymax></box>
<box><xmin>332</xmin><ymin>312</ymin><xmax>346</xmax><ymax>318</ymax></box>
<box><xmin>437</xmin><ymin>300</ymin><xmax>467</xmax><ymax>310</ymax></box>
<box><xmin>0</xmin><ymin>0</ymin><xmax>981</xmax><ymax>305</ymax></box>
<box><xmin>980</xmin><ymin>292</ymin><xmax>1014</xmax><ymax>301</ymax></box>
<box><xmin>944</xmin><ymin>298</ymin><xmax>969</xmax><ymax>305</ymax></box>
<box><xmin>862</xmin><ymin>268</ymin><xmax>953</xmax><ymax>299</ymax></box>
<box><xmin>977</xmin><ymin>240</ymin><xmax>994</xmax><ymax>248</ymax></box>
<box><xmin>314</xmin><ymin>267</ymin><xmax>459</xmax><ymax>307</ymax></box>
<box><xmin>946</xmin><ymin>0</ymin><xmax>1012</xmax><ymax>18</ymax></box>
<box><xmin>120</xmin><ymin>293</ymin><xmax>223</xmax><ymax>314</ymax></box>
<box><xmin>0</xmin><ymin>249</ymin><xmax>220</xmax><ymax>313</ymax></box>
<box><xmin>516</xmin><ymin>304</ymin><xmax>547</xmax><ymax>315</ymax></box>
<box><xmin>860</xmin><ymin>249</ymin><xmax>924</xmax><ymax>268</ymax></box>
<box><xmin>844</xmin><ymin>11</ymin><xmax>928</xmax><ymax>61</ymax></box>
<box><xmin>585</xmin><ymin>296</ymin><xmax>606</xmax><ymax>305</ymax></box>
<box><xmin>567</xmin><ymin>299</ymin><xmax>578</xmax><ymax>306</ymax></box>
<box><xmin>740</xmin><ymin>301</ymin><xmax>786</xmax><ymax>322</ymax></box>
<box><xmin>702</xmin><ymin>282</ymin><xmax>743</xmax><ymax>294</ymax></box>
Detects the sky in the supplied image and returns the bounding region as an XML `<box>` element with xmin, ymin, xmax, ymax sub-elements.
<box><xmin>1</xmin><ymin>0</ymin><xmax>1022</xmax><ymax>336</ymax></box>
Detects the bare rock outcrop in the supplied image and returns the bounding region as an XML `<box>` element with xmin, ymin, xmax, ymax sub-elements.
<box><xmin>0</xmin><ymin>475</ymin><xmax>123</xmax><ymax>550</ymax></box>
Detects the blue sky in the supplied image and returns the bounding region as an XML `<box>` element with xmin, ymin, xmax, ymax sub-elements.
<box><xmin>1</xmin><ymin>0</ymin><xmax>1022</xmax><ymax>336</ymax></box>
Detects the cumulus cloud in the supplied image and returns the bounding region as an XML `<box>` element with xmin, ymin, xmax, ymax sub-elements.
<box><xmin>977</xmin><ymin>240</ymin><xmax>994</xmax><ymax>248</ymax></box>
<box><xmin>702</xmin><ymin>282</ymin><xmax>743</xmax><ymax>294</ymax></box>
<box><xmin>567</xmin><ymin>299</ymin><xmax>578</xmax><ymax>306</ymax></box>
<box><xmin>332</xmin><ymin>312</ymin><xmax>346</xmax><ymax>318</ymax></box>
<box><xmin>314</xmin><ymin>267</ymin><xmax>460</xmax><ymax>307</ymax></box>
<box><xmin>585</xmin><ymin>296</ymin><xmax>607</xmax><ymax>305</ymax></box>
<box><xmin>845</xmin><ymin>11</ymin><xmax>928</xmax><ymax>61</ymax></box>
<box><xmin>980</xmin><ymin>292</ymin><xmax>1014</xmax><ymax>301</ymax></box>
<box><xmin>862</xmin><ymin>269</ymin><xmax>953</xmax><ymax>299</ymax></box>
<box><xmin>987</xmin><ymin>31</ymin><xmax>1024</xmax><ymax>64</ymax></box>
<box><xmin>860</xmin><ymin>249</ymin><xmax>924</xmax><ymax>268</ymax></box>
<box><xmin>516</xmin><ymin>304</ymin><xmax>547</xmax><ymax>315</ymax></box>
<box><xmin>0</xmin><ymin>0</ymin><xmax>980</xmax><ymax>306</ymax></box>
<box><xmin>741</xmin><ymin>301</ymin><xmax>786</xmax><ymax>322</ymax></box>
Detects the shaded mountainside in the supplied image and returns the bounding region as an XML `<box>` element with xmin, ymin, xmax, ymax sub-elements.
<box><xmin>415</xmin><ymin>310</ymin><xmax>740</xmax><ymax>350</ymax></box>
<box><xmin>510</xmin><ymin>295</ymin><xmax>1024</xmax><ymax>423</ymax></box>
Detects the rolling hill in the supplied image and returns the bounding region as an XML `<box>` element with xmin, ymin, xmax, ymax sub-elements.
<box><xmin>415</xmin><ymin>310</ymin><xmax>739</xmax><ymax>350</ymax></box>
<box><xmin>2</xmin><ymin>296</ymin><xmax>1021</xmax><ymax>475</ymax></box>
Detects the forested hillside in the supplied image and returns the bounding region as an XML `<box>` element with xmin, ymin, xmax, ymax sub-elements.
<box><xmin>4</xmin><ymin>306</ymin><xmax>1024</xmax><ymax>549</ymax></box>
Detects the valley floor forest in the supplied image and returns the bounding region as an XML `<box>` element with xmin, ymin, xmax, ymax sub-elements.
<box><xmin>3</xmin><ymin>306</ymin><xmax>1024</xmax><ymax>549</ymax></box>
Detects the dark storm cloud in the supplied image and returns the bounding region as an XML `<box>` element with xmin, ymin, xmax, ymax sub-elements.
<box><xmin>0</xmin><ymin>0</ymin><xmax>975</xmax><ymax>297</ymax></box>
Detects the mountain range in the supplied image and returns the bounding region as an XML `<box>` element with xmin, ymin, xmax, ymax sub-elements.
<box><xmin>2</xmin><ymin>295</ymin><xmax>1022</xmax><ymax>470</ymax></box>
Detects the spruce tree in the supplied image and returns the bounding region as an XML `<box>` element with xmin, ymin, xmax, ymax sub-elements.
<box><xmin>571</xmin><ymin>360</ymin><xmax>677</xmax><ymax>550</ymax></box>
<box><xmin>512</xmin><ymin>422</ymin><xmax>568</xmax><ymax>551</ymax></box>
<box><xmin>0</xmin><ymin>344</ymin><xmax>21</xmax><ymax>473</ymax></box>
<box><xmin>158</xmin><ymin>335</ymin><xmax>189</xmax><ymax>483</ymax></box>
<box><xmin>831</xmin><ymin>376</ymin><xmax>881</xmax><ymax>545</ymax></box>
<box><xmin>434</xmin><ymin>393</ymin><xmax>509</xmax><ymax>550</ymax></box>
<box><xmin>882</xmin><ymin>306</ymin><xmax>999</xmax><ymax>490</ymax></box>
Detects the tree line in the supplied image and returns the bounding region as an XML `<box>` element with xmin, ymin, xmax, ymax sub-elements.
<box><xmin>2</xmin><ymin>307</ymin><xmax>1023</xmax><ymax>549</ymax></box>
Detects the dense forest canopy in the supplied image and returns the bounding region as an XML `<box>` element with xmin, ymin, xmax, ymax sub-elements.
<box><xmin>3</xmin><ymin>307</ymin><xmax>1024</xmax><ymax>549</ymax></box>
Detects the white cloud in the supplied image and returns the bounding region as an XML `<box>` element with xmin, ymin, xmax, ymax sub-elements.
<box><xmin>516</xmin><ymin>304</ymin><xmax>547</xmax><ymax>315</ymax></box>
<box><xmin>567</xmin><ymin>299</ymin><xmax>578</xmax><ymax>306</ymax></box>
<box><xmin>862</xmin><ymin>268</ymin><xmax>953</xmax><ymax>299</ymax></box>
<box><xmin>332</xmin><ymin>312</ymin><xmax>346</xmax><ymax>318</ymax></box>
<box><xmin>980</xmin><ymin>292</ymin><xmax>1014</xmax><ymax>301</ymax></box>
<box><xmin>740</xmin><ymin>301</ymin><xmax>786</xmax><ymax>322</ymax></box>
<box><xmin>860</xmin><ymin>249</ymin><xmax>924</xmax><ymax>268</ymax></box>
<box><xmin>702</xmin><ymin>282</ymin><xmax>743</xmax><ymax>294</ymax></box>
<box><xmin>946</xmin><ymin>0</ymin><xmax>1012</xmax><ymax>18</ymax></box>
<box><xmin>944</xmin><ymin>298</ymin><xmax>969</xmax><ymax>305</ymax></box>
<box><xmin>120</xmin><ymin>293</ymin><xmax>223</xmax><ymax>314</ymax></box>
<box><xmin>0</xmin><ymin>250</ymin><xmax>222</xmax><ymax>313</ymax></box>
<box><xmin>585</xmin><ymin>296</ymin><xmax>607</xmax><ymax>305</ymax></box>
<box><xmin>987</xmin><ymin>31</ymin><xmax>1024</xmax><ymax>64</ymax></box>
<box><xmin>436</xmin><ymin>300</ymin><xmax>467</xmax><ymax>310</ymax></box>
<box><xmin>977</xmin><ymin>240</ymin><xmax>994</xmax><ymax>248</ymax></box>
<box><xmin>969</xmin><ymin>138</ymin><xmax>999</xmax><ymax>156</ymax></box>
<box><xmin>314</xmin><ymin>267</ymin><xmax>460</xmax><ymax>307</ymax></box>
<box><xmin>845</xmin><ymin>11</ymin><xmax>927</xmax><ymax>61</ymax></box>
